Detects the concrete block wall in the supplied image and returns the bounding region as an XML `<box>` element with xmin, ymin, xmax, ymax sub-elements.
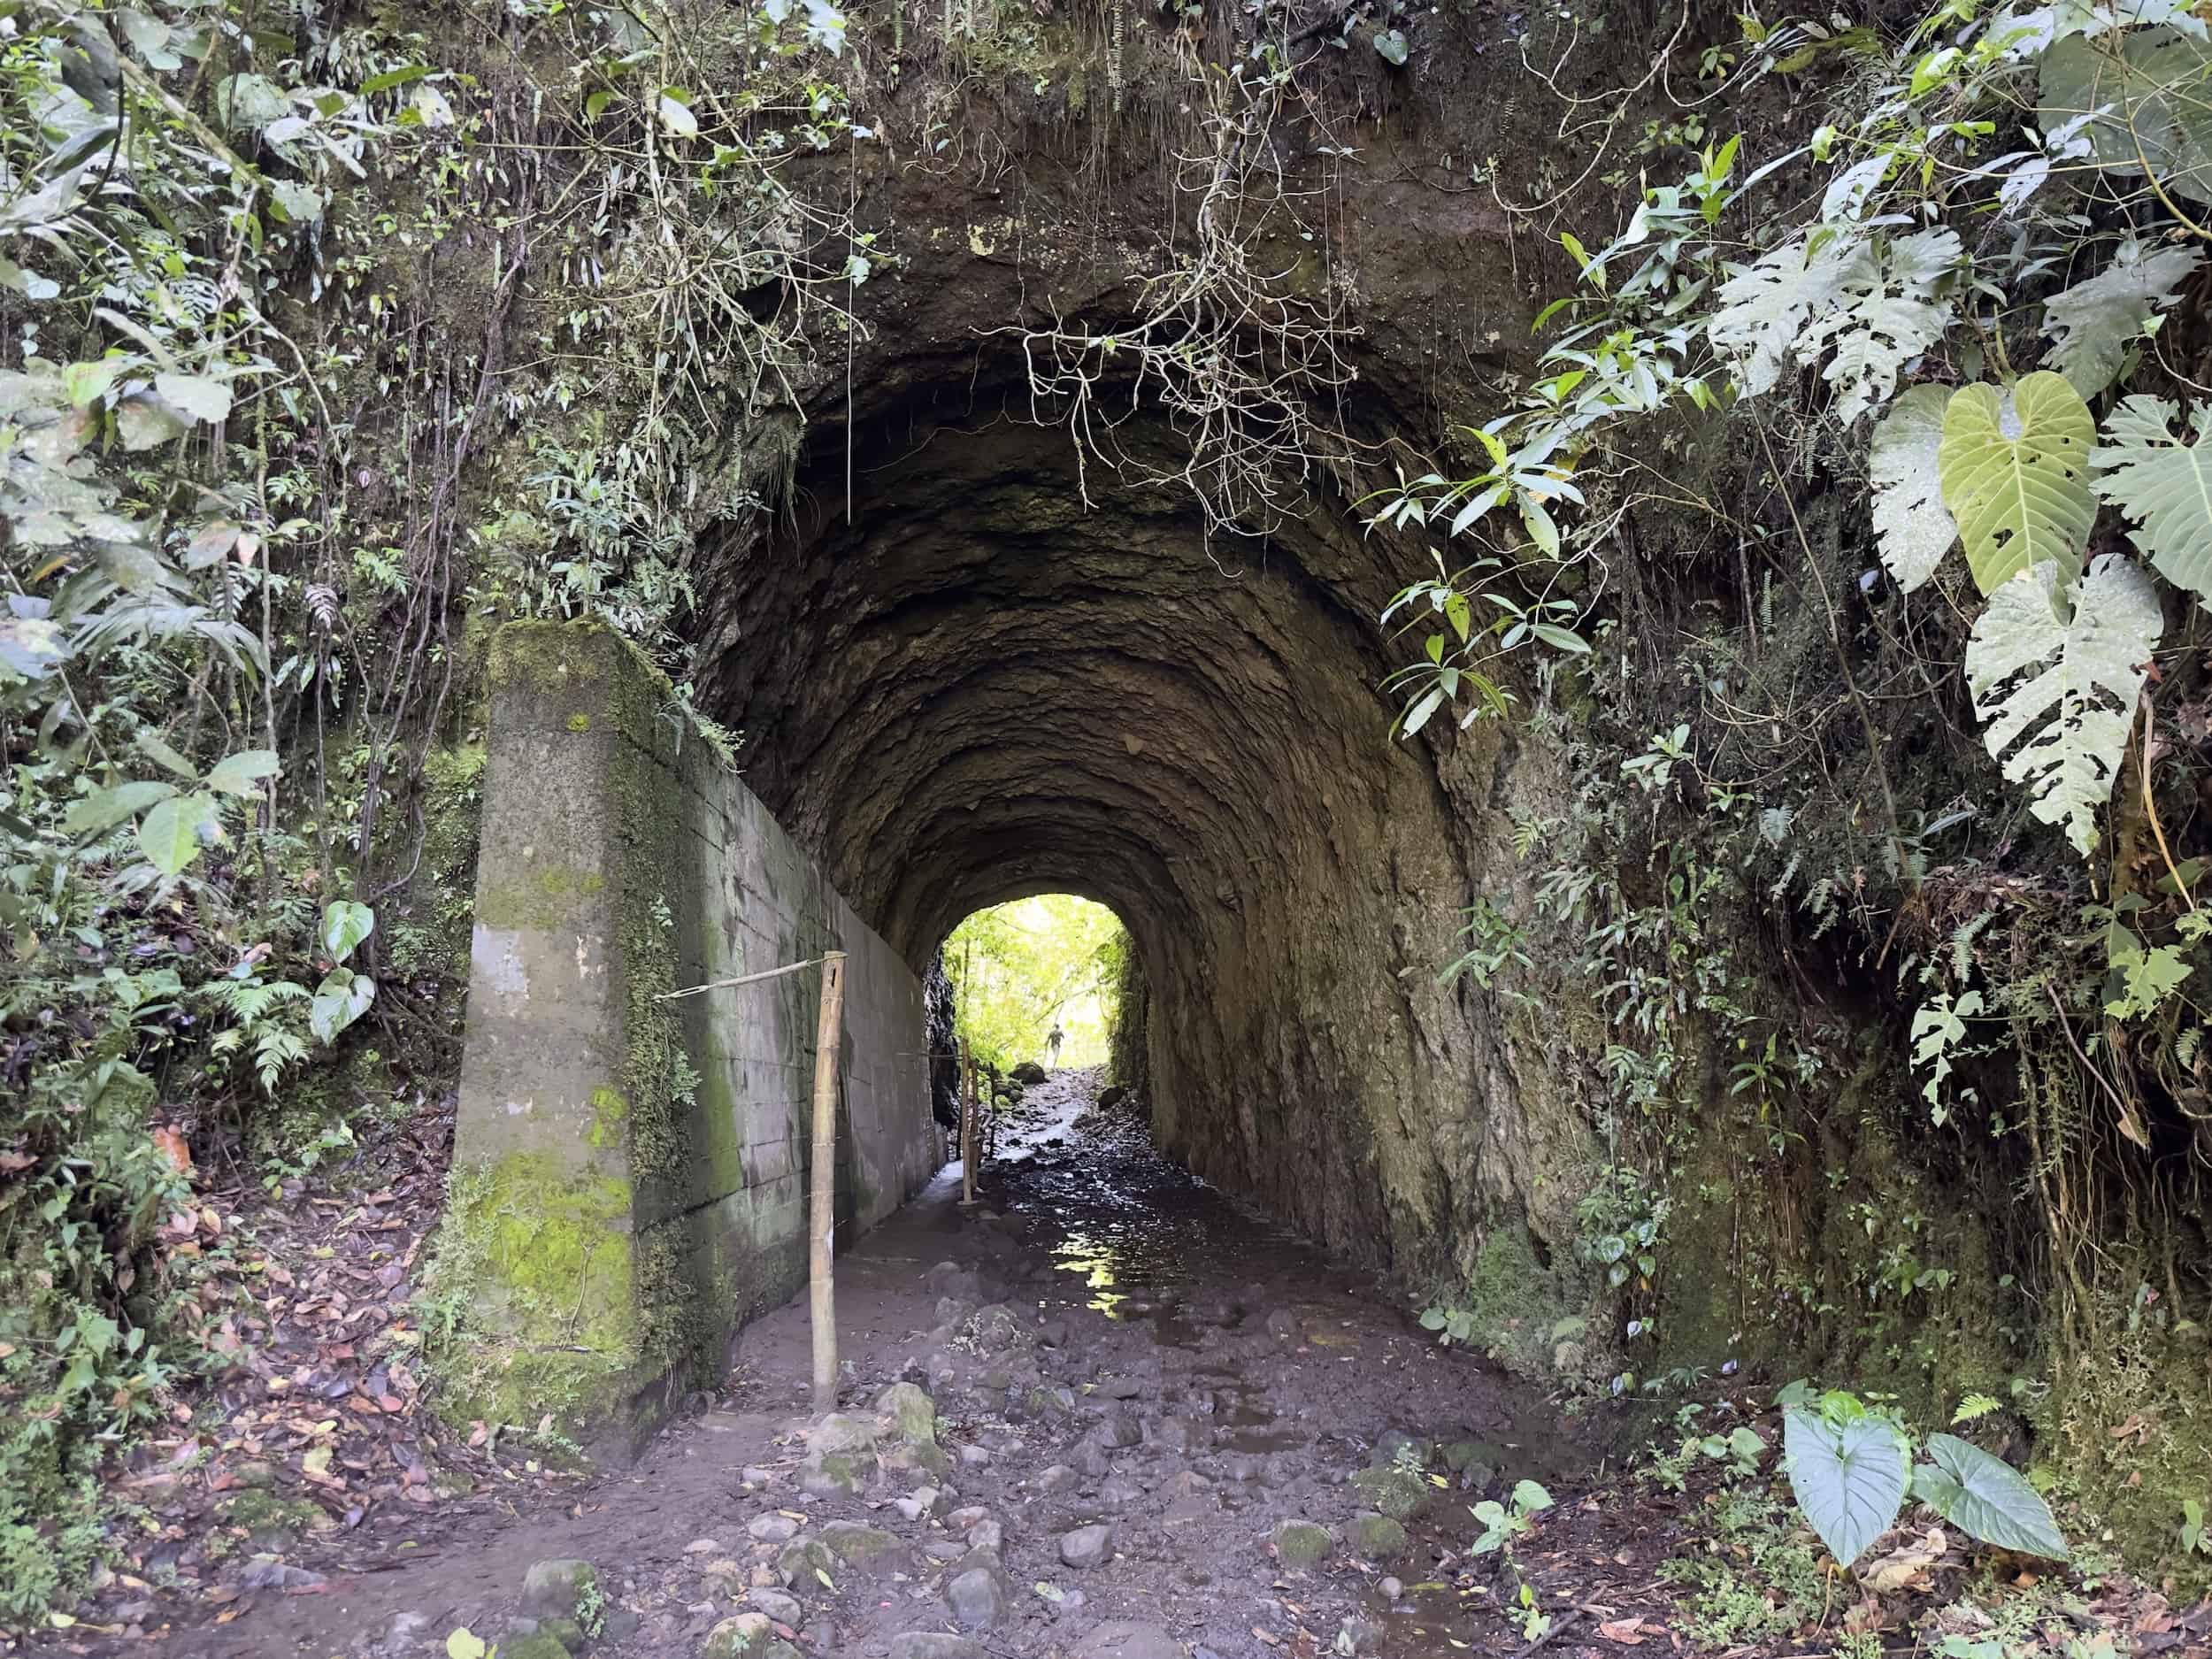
<box><xmin>449</xmin><ymin>621</ymin><xmax>936</xmax><ymax>1458</ymax></box>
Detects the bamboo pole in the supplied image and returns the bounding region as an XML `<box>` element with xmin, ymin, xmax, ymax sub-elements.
<box><xmin>960</xmin><ymin>1043</ymin><xmax>979</xmax><ymax>1206</ymax></box>
<box><xmin>808</xmin><ymin>950</ymin><xmax>848</xmax><ymax>1415</ymax></box>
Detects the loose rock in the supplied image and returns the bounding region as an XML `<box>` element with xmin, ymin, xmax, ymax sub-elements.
<box><xmin>1058</xmin><ymin>1523</ymin><xmax>1112</xmax><ymax>1568</ymax></box>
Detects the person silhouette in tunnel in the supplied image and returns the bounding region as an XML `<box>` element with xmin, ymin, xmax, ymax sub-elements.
<box><xmin>1048</xmin><ymin>1022</ymin><xmax>1064</xmax><ymax>1068</ymax></box>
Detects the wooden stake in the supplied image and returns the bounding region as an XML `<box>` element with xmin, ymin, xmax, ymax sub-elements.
<box><xmin>809</xmin><ymin>950</ymin><xmax>848</xmax><ymax>1415</ymax></box>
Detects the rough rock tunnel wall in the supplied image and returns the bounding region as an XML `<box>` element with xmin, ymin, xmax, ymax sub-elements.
<box><xmin>685</xmin><ymin>118</ymin><xmax>1607</xmax><ymax>1298</ymax></box>
<box><xmin>450</xmin><ymin>623</ymin><xmax>938</xmax><ymax>1455</ymax></box>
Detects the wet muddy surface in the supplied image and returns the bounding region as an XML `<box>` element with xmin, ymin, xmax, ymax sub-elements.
<box><xmin>34</xmin><ymin>1071</ymin><xmax>2206</xmax><ymax>1659</ymax></box>
<box><xmin>43</xmin><ymin>1067</ymin><xmax>1627</xmax><ymax>1659</ymax></box>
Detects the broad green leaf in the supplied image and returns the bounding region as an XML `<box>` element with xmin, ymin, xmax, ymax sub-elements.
<box><xmin>1918</xmin><ymin>1433</ymin><xmax>2068</xmax><ymax>1559</ymax></box>
<box><xmin>1870</xmin><ymin>384</ymin><xmax>1958</xmax><ymax>592</ymax></box>
<box><xmin>1372</xmin><ymin>27</ymin><xmax>1409</xmax><ymax>65</ymax></box>
<box><xmin>206</xmin><ymin>749</ymin><xmax>281</xmax><ymax>797</ymax></box>
<box><xmin>2042</xmin><ymin>244</ymin><xmax>2203</xmax><ymax>398</ymax></box>
<box><xmin>63</xmin><ymin>358</ymin><xmax>124</xmax><ymax>408</ymax></box>
<box><xmin>445</xmin><ymin>1630</ymin><xmax>487</xmax><ymax>1659</ymax></box>
<box><xmin>134</xmin><ymin>730</ymin><xmax>196</xmax><ymax>780</ymax></box>
<box><xmin>361</xmin><ymin>65</ymin><xmax>433</xmax><ymax>94</ymax></box>
<box><xmin>1783</xmin><ymin>1405</ymin><xmax>1910</xmax><ymax>1567</ymax></box>
<box><xmin>1939</xmin><ymin>373</ymin><xmax>2099</xmax><ymax>595</ymax></box>
<box><xmin>138</xmin><ymin>792</ymin><xmax>219</xmax><ymax>877</ymax></box>
<box><xmin>2091</xmin><ymin>395</ymin><xmax>2212</xmax><ymax>599</ymax></box>
<box><xmin>215</xmin><ymin>73</ymin><xmax>291</xmax><ymax>132</ymax></box>
<box><xmin>320</xmin><ymin>899</ymin><xmax>375</xmax><ymax>963</ymax></box>
<box><xmin>310</xmin><ymin>969</ymin><xmax>375</xmax><ymax>1043</ymax></box>
<box><xmin>64</xmin><ymin>780</ymin><xmax>174</xmax><ymax>838</ymax></box>
<box><xmin>2039</xmin><ymin>26</ymin><xmax>2212</xmax><ymax>204</ymax></box>
<box><xmin>115</xmin><ymin>393</ymin><xmax>189</xmax><ymax>451</ymax></box>
<box><xmin>1965</xmin><ymin>555</ymin><xmax>2161</xmax><ymax>856</ymax></box>
<box><xmin>153</xmin><ymin>373</ymin><xmax>232</xmax><ymax>426</ymax></box>
<box><xmin>269</xmin><ymin>180</ymin><xmax>326</xmax><ymax>225</ymax></box>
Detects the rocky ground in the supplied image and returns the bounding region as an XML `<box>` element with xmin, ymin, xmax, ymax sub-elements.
<box><xmin>26</xmin><ymin>1070</ymin><xmax>2207</xmax><ymax>1659</ymax></box>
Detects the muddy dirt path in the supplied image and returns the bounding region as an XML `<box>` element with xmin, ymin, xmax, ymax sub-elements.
<box><xmin>65</xmin><ymin>1068</ymin><xmax>1655</xmax><ymax>1659</ymax></box>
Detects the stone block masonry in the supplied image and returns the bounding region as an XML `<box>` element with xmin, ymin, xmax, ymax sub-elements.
<box><xmin>449</xmin><ymin>620</ymin><xmax>938</xmax><ymax>1459</ymax></box>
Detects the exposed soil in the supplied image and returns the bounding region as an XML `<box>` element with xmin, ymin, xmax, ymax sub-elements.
<box><xmin>27</xmin><ymin>1071</ymin><xmax>2205</xmax><ymax>1659</ymax></box>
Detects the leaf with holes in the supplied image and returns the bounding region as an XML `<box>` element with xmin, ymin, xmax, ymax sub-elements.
<box><xmin>1965</xmin><ymin>555</ymin><xmax>2161</xmax><ymax>855</ymax></box>
<box><xmin>1801</xmin><ymin>229</ymin><xmax>1959</xmax><ymax>425</ymax></box>
<box><xmin>1710</xmin><ymin>230</ymin><xmax>1852</xmax><ymax>397</ymax></box>
<box><xmin>1870</xmin><ymin>385</ymin><xmax>1958</xmax><ymax>591</ymax></box>
<box><xmin>2092</xmin><ymin>395</ymin><xmax>2212</xmax><ymax>600</ymax></box>
<box><xmin>1784</xmin><ymin>1406</ymin><xmax>1911</xmax><ymax>1568</ymax></box>
<box><xmin>1939</xmin><ymin>373</ymin><xmax>2100</xmax><ymax>595</ymax></box>
<box><xmin>2039</xmin><ymin>26</ymin><xmax>2212</xmax><ymax>204</ymax></box>
<box><xmin>1916</xmin><ymin>1434</ymin><xmax>2069</xmax><ymax>1559</ymax></box>
<box><xmin>2042</xmin><ymin>243</ymin><xmax>2203</xmax><ymax>398</ymax></box>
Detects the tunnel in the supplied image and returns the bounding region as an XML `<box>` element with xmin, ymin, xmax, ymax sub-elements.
<box><xmin>690</xmin><ymin>377</ymin><xmax>1495</xmax><ymax>1275</ymax></box>
<box><xmin>448</xmin><ymin>103</ymin><xmax>1602</xmax><ymax>1456</ymax></box>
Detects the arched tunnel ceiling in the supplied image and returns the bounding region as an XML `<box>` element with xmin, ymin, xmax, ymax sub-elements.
<box><xmin>695</xmin><ymin>394</ymin><xmax>1439</xmax><ymax>975</ymax></box>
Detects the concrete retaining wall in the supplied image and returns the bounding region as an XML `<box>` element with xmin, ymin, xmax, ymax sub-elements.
<box><xmin>448</xmin><ymin>621</ymin><xmax>937</xmax><ymax>1457</ymax></box>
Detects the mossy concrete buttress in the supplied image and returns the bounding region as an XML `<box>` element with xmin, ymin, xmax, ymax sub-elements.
<box><xmin>449</xmin><ymin>621</ymin><xmax>936</xmax><ymax>1459</ymax></box>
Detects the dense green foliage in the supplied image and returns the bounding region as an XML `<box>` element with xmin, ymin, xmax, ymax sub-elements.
<box><xmin>1369</xmin><ymin>0</ymin><xmax>2212</xmax><ymax>1583</ymax></box>
<box><xmin>1</xmin><ymin>0</ymin><xmax>857</xmax><ymax>1618</ymax></box>
<box><xmin>945</xmin><ymin>895</ymin><xmax>1125</xmax><ymax>1071</ymax></box>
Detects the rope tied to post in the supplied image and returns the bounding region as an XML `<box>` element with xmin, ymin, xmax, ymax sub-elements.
<box><xmin>656</xmin><ymin>956</ymin><xmax>829</xmax><ymax>1000</ymax></box>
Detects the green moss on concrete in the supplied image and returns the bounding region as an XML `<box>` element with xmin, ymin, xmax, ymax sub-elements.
<box><xmin>426</xmin><ymin>1152</ymin><xmax>642</xmax><ymax>1432</ymax></box>
<box><xmin>588</xmin><ymin>1087</ymin><xmax>628</xmax><ymax>1150</ymax></box>
<box><xmin>567</xmin><ymin>712</ymin><xmax>591</xmax><ymax>732</ymax></box>
<box><xmin>477</xmin><ymin>864</ymin><xmax>608</xmax><ymax>933</ymax></box>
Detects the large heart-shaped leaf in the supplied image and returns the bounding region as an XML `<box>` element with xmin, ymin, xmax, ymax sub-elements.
<box><xmin>310</xmin><ymin>968</ymin><xmax>375</xmax><ymax>1043</ymax></box>
<box><xmin>1916</xmin><ymin>1433</ymin><xmax>2068</xmax><ymax>1559</ymax></box>
<box><xmin>1783</xmin><ymin>1406</ymin><xmax>1910</xmax><ymax>1567</ymax></box>
<box><xmin>320</xmin><ymin>899</ymin><xmax>375</xmax><ymax>964</ymax></box>
<box><xmin>1939</xmin><ymin>372</ymin><xmax>2100</xmax><ymax>595</ymax></box>
<box><xmin>2039</xmin><ymin>26</ymin><xmax>2212</xmax><ymax>205</ymax></box>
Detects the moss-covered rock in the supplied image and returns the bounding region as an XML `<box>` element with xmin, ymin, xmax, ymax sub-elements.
<box><xmin>213</xmin><ymin>1489</ymin><xmax>332</xmax><ymax>1546</ymax></box>
<box><xmin>520</xmin><ymin>1558</ymin><xmax>597</xmax><ymax>1618</ymax></box>
<box><xmin>774</xmin><ymin>1537</ymin><xmax>835</xmax><ymax>1586</ymax></box>
<box><xmin>1349</xmin><ymin>1468</ymin><xmax>1432</xmax><ymax>1522</ymax></box>
<box><xmin>1271</xmin><ymin>1520</ymin><xmax>1333</xmax><ymax>1569</ymax></box>
<box><xmin>1347</xmin><ymin>1512</ymin><xmax>1408</xmax><ymax>1560</ymax></box>
<box><xmin>875</xmin><ymin>1381</ymin><xmax>937</xmax><ymax>1445</ymax></box>
<box><xmin>818</xmin><ymin>1520</ymin><xmax>916</xmax><ymax>1576</ymax></box>
<box><xmin>703</xmin><ymin>1612</ymin><xmax>779</xmax><ymax>1657</ymax></box>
